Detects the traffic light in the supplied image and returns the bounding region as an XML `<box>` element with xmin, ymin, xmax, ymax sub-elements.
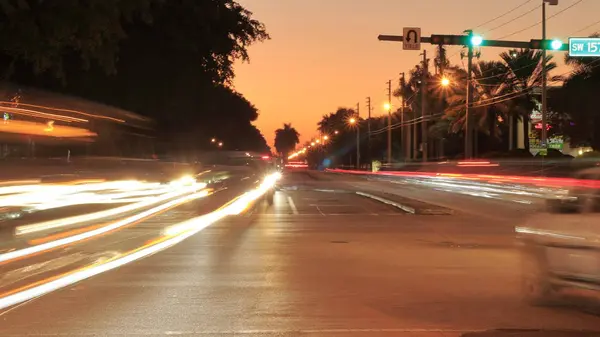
<box><xmin>431</xmin><ymin>34</ymin><xmax>466</xmax><ymax>46</ymax></box>
<box><xmin>430</xmin><ymin>34</ymin><xmax>484</xmax><ymax>47</ymax></box>
<box><xmin>530</xmin><ymin>39</ymin><xmax>567</xmax><ymax>51</ymax></box>
<box><xmin>470</xmin><ymin>35</ymin><xmax>483</xmax><ymax>46</ymax></box>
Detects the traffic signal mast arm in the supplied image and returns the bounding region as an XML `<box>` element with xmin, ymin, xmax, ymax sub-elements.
<box><xmin>378</xmin><ymin>34</ymin><xmax>566</xmax><ymax>51</ymax></box>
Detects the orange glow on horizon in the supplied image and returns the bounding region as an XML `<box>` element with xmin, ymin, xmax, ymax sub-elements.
<box><xmin>233</xmin><ymin>0</ymin><xmax>593</xmax><ymax>147</ymax></box>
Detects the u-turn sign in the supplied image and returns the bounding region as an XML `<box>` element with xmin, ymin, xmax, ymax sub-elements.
<box><xmin>403</xmin><ymin>27</ymin><xmax>421</xmax><ymax>50</ymax></box>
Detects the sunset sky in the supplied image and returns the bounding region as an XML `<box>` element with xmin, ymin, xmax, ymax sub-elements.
<box><xmin>233</xmin><ymin>0</ymin><xmax>599</xmax><ymax>147</ymax></box>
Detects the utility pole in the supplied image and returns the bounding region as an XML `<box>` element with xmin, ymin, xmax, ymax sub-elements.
<box><xmin>400</xmin><ymin>73</ymin><xmax>407</xmax><ymax>161</ymax></box>
<box><xmin>366</xmin><ymin>96</ymin><xmax>372</xmax><ymax>168</ymax></box>
<box><xmin>387</xmin><ymin>80</ymin><xmax>392</xmax><ymax>165</ymax></box>
<box><xmin>465</xmin><ymin>30</ymin><xmax>474</xmax><ymax>159</ymax></box>
<box><xmin>412</xmin><ymin>86</ymin><xmax>418</xmax><ymax>161</ymax></box>
<box><xmin>356</xmin><ymin>102</ymin><xmax>360</xmax><ymax>169</ymax></box>
<box><xmin>420</xmin><ymin>50</ymin><xmax>428</xmax><ymax>162</ymax></box>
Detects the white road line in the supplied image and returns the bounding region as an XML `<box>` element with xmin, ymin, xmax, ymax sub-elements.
<box><xmin>286</xmin><ymin>195</ymin><xmax>299</xmax><ymax>215</ymax></box>
<box><xmin>315</xmin><ymin>205</ymin><xmax>326</xmax><ymax>216</ymax></box>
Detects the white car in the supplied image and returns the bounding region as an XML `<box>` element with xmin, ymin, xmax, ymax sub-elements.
<box><xmin>517</xmin><ymin>167</ymin><xmax>600</xmax><ymax>305</ymax></box>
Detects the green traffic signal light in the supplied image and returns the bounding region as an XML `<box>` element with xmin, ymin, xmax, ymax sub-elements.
<box><xmin>470</xmin><ymin>35</ymin><xmax>483</xmax><ymax>46</ymax></box>
<box><xmin>550</xmin><ymin>39</ymin><xmax>563</xmax><ymax>50</ymax></box>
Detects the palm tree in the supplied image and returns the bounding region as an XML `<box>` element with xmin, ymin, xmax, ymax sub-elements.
<box><xmin>472</xmin><ymin>61</ymin><xmax>512</xmax><ymax>139</ymax></box>
<box><xmin>500</xmin><ymin>48</ymin><xmax>557</xmax><ymax>151</ymax></box>
<box><xmin>317</xmin><ymin>108</ymin><xmax>355</xmax><ymax>135</ymax></box>
<box><xmin>553</xmin><ymin>52</ymin><xmax>600</xmax><ymax>150</ymax></box>
<box><xmin>274</xmin><ymin>123</ymin><xmax>300</xmax><ymax>159</ymax></box>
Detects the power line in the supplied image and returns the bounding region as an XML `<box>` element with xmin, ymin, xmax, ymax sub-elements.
<box><xmin>569</xmin><ymin>18</ymin><xmax>600</xmax><ymax>36</ymax></box>
<box><xmin>488</xmin><ymin>4</ymin><xmax>541</xmax><ymax>33</ymax></box>
<box><xmin>498</xmin><ymin>0</ymin><xmax>585</xmax><ymax>39</ymax></box>
<box><xmin>475</xmin><ymin>0</ymin><xmax>535</xmax><ymax>29</ymax></box>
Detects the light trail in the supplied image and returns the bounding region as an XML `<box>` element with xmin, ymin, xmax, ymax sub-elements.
<box><xmin>1</xmin><ymin>188</ymin><xmax>210</xmax><ymax>264</ymax></box>
<box><xmin>15</xmin><ymin>182</ymin><xmax>206</xmax><ymax>236</ymax></box>
<box><xmin>0</xmin><ymin>172</ymin><xmax>281</xmax><ymax>311</ymax></box>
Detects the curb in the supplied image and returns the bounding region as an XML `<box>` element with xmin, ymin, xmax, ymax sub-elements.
<box><xmin>355</xmin><ymin>191</ymin><xmax>453</xmax><ymax>215</ymax></box>
<box><xmin>355</xmin><ymin>191</ymin><xmax>416</xmax><ymax>214</ymax></box>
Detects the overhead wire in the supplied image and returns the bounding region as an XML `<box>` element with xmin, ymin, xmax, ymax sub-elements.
<box><xmin>498</xmin><ymin>0</ymin><xmax>585</xmax><ymax>39</ymax></box>
<box><xmin>487</xmin><ymin>4</ymin><xmax>542</xmax><ymax>33</ymax></box>
<box><xmin>474</xmin><ymin>0</ymin><xmax>536</xmax><ymax>29</ymax></box>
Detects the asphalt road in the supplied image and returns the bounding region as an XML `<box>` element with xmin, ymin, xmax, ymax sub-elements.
<box><xmin>1</xmin><ymin>171</ymin><xmax>599</xmax><ymax>336</ymax></box>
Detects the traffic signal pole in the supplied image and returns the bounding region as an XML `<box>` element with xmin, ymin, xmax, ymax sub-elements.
<box><xmin>465</xmin><ymin>30</ymin><xmax>474</xmax><ymax>159</ymax></box>
<box><xmin>541</xmin><ymin>2</ymin><xmax>548</xmax><ymax>149</ymax></box>
<box><xmin>377</xmin><ymin>33</ymin><xmax>567</xmax><ymax>159</ymax></box>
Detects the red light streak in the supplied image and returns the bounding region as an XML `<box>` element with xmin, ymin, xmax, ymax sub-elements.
<box><xmin>326</xmin><ymin>169</ymin><xmax>600</xmax><ymax>189</ymax></box>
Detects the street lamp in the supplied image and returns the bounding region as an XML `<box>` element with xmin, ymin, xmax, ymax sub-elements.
<box><xmin>334</xmin><ymin>130</ymin><xmax>339</xmax><ymax>135</ymax></box>
<box><xmin>218</xmin><ymin>142</ymin><xmax>223</xmax><ymax>147</ymax></box>
<box><xmin>323</xmin><ymin>135</ymin><xmax>329</xmax><ymax>140</ymax></box>
<box><xmin>347</xmin><ymin>115</ymin><xmax>360</xmax><ymax>169</ymax></box>
<box><xmin>383</xmin><ymin>102</ymin><xmax>391</xmax><ymax>111</ymax></box>
<box><xmin>311</xmin><ymin>142</ymin><xmax>315</xmax><ymax>146</ymax></box>
<box><xmin>211</xmin><ymin>138</ymin><xmax>216</xmax><ymax>143</ymax></box>
<box><xmin>441</xmin><ymin>77</ymin><xmax>450</xmax><ymax>87</ymax></box>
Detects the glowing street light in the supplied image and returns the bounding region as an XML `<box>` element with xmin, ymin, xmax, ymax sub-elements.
<box><xmin>311</xmin><ymin>142</ymin><xmax>315</xmax><ymax>146</ymax></box>
<box><xmin>211</xmin><ymin>138</ymin><xmax>216</xmax><ymax>143</ymax></box>
<box><xmin>383</xmin><ymin>102</ymin><xmax>391</xmax><ymax>111</ymax></box>
<box><xmin>323</xmin><ymin>135</ymin><xmax>329</xmax><ymax>140</ymax></box>
<box><xmin>334</xmin><ymin>130</ymin><xmax>339</xmax><ymax>134</ymax></box>
<box><xmin>349</xmin><ymin>117</ymin><xmax>356</xmax><ymax>124</ymax></box>
<box><xmin>218</xmin><ymin>142</ymin><xmax>223</xmax><ymax>147</ymax></box>
<box><xmin>441</xmin><ymin>77</ymin><xmax>450</xmax><ymax>87</ymax></box>
<box><xmin>315</xmin><ymin>139</ymin><xmax>320</xmax><ymax>144</ymax></box>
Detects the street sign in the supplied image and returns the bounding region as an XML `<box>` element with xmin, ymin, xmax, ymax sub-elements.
<box><xmin>403</xmin><ymin>27</ymin><xmax>421</xmax><ymax>50</ymax></box>
<box><xmin>569</xmin><ymin>37</ymin><xmax>600</xmax><ymax>57</ymax></box>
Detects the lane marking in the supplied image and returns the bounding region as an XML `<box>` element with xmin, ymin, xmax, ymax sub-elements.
<box><xmin>286</xmin><ymin>195</ymin><xmax>299</xmax><ymax>215</ymax></box>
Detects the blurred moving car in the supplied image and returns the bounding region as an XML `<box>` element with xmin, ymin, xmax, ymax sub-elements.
<box><xmin>517</xmin><ymin>167</ymin><xmax>600</xmax><ymax>305</ymax></box>
<box><xmin>285</xmin><ymin>160</ymin><xmax>308</xmax><ymax>171</ymax></box>
<box><xmin>195</xmin><ymin>151</ymin><xmax>279</xmax><ymax>199</ymax></box>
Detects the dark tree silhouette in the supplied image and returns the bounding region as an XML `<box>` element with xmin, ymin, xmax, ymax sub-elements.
<box><xmin>553</xmin><ymin>52</ymin><xmax>600</xmax><ymax>150</ymax></box>
<box><xmin>0</xmin><ymin>0</ymin><xmax>154</xmax><ymax>79</ymax></box>
<box><xmin>1</xmin><ymin>0</ymin><xmax>271</xmax><ymax>155</ymax></box>
<box><xmin>274</xmin><ymin>123</ymin><xmax>300</xmax><ymax>158</ymax></box>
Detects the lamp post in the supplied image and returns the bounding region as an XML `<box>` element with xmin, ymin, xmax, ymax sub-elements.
<box><xmin>349</xmin><ymin>115</ymin><xmax>360</xmax><ymax>169</ymax></box>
